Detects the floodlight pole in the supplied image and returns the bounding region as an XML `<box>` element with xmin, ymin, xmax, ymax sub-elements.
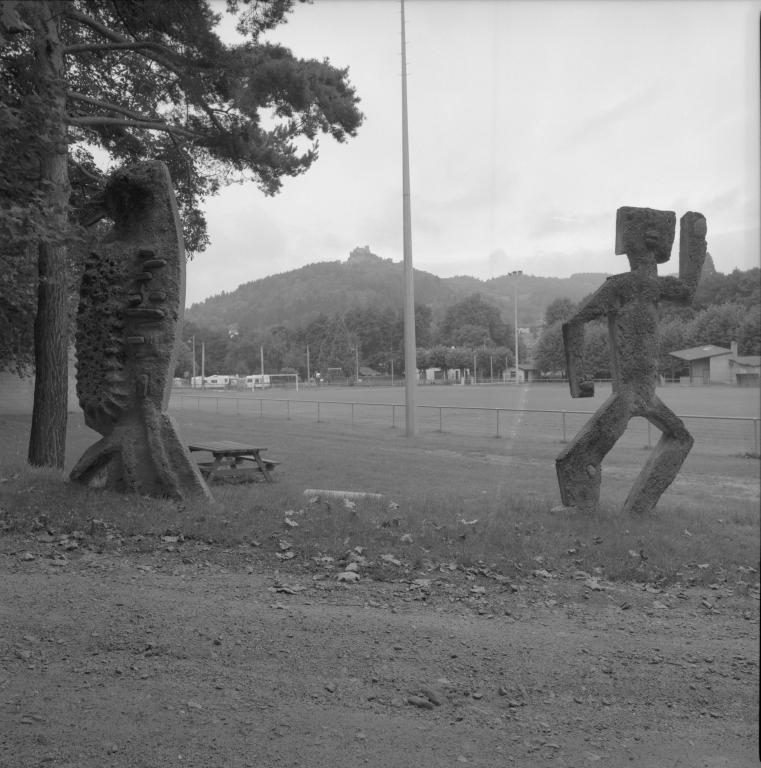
<box><xmin>401</xmin><ymin>0</ymin><xmax>418</xmax><ymax>436</ymax></box>
<box><xmin>509</xmin><ymin>270</ymin><xmax>522</xmax><ymax>385</ymax></box>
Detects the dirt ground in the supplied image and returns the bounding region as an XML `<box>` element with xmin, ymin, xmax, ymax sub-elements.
<box><xmin>0</xmin><ymin>533</ymin><xmax>758</xmax><ymax>768</ymax></box>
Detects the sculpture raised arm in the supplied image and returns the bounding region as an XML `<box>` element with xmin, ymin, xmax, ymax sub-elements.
<box><xmin>658</xmin><ymin>212</ymin><xmax>707</xmax><ymax>304</ymax></box>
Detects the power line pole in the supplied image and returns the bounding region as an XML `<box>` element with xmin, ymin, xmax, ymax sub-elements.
<box><xmin>401</xmin><ymin>0</ymin><xmax>418</xmax><ymax>436</ymax></box>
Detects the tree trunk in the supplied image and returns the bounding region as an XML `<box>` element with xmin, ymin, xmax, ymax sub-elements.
<box><xmin>26</xmin><ymin>2</ymin><xmax>72</xmax><ymax>468</ymax></box>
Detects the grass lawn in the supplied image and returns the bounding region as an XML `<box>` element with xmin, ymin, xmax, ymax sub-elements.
<box><xmin>1</xmin><ymin>404</ymin><xmax>758</xmax><ymax>592</ymax></box>
<box><xmin>170</xmin><ymin>382</ymin><xmax>761</xmax><ymax>457</ymax></box>
<box><xmin>173</xmin><ymin>380</ymin><xmax>761</xmax><ymax>416</ymax></box>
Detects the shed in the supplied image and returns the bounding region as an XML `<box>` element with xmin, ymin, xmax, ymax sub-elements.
<box><xmin>506</xmin><ymin>364</ymin><xmax>542</xmax><ymax>383</ymax></box>
<box><xmin>669</xmin><ymin>341</ymin><xmax>759</xmax><ymax>385</ymax></box>
<box><xmin>730</xmin><ymin>355</ymin><xmax>761</xmax><ymax>387</ymax></box>
<box><xmin>423</xmin><ymin>367</ymin><xmax>461</xmax><ymax>382</ymax></box>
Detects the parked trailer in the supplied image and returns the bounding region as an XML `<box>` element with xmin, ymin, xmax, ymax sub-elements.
<box><xmin>245</xmin><ymin>375</ymin><xmax>271</xmax><ymax>389</ymax></box>
<box><xmin>190</xmin><ymin>375</ymin><xmax>237</xmax><ymax>389</ymax></box>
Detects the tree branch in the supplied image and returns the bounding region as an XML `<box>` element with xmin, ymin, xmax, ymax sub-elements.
<box><xmin>64</xmin><ymin>8</ymin><xmax>189</xmax><ymax>80</ymax></box>
<box><xmin>67</xmin><ymin>158</ymin><xmax>105</xmax><ymax>185</ymax></box>
<box><xmin>66</xmin><ymin>90</ymin><xmax>163</xmax><ymax>124</ymax></box>
<box><xmin>64</xmin><ymin>7</ymin><xmax>230</xmax><ymax>141</ymax></box>
<box><xmin>63</xmin><ymin>41</ymin><xmax>180</xmax><ymax>57</ymax></box>
<box><xmin>168</xmin><ymin>132</ymin><xmax>194</xmax><ymax>193</ymax></box>
<box><xmin>66</xmin><ymin>115</ymin><xmax>202</xmax><ymax>139</ymax></box>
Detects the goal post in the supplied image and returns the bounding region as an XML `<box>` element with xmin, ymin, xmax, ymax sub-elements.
<box><xmin>268</xmin><ymin>373</ymin><xmax>299</xmax><ymax>391</ymax></box>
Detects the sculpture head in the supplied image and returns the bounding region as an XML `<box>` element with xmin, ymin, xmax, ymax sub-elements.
<box><xmin>615</xmin><ymin>206</ymin><xmax>676</xmax><ymax>266</ymax></box>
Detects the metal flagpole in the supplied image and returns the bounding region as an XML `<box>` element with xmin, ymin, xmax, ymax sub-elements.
<box><xmin>401</xmin><ymin>0</ymin><xmax>418</xmax><ymax>436</ymax></box>
<box><xmin>509</xmin><ymin>270</ymin><xmax>522</xmax><ymax>385</ymax></box>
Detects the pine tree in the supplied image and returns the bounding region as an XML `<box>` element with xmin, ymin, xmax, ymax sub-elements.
<box><xmin>1</xmin><ymin>0</ymin><xmax>363</xmax><ymax>467</ymax></box>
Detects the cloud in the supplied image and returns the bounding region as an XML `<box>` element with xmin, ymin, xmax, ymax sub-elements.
<box><xmin>529</xmin><ymin>210</ymin><xmax>611</xmax><ymax>240</ymax></box>
<box><xmin>560</xmin><ymin>83</ymin><xmax>663</xmax><ymax>151</ymax></box>
<box><xmin>701</xmin><ymin>187</ymin><xmax>741</xmax><ymax>213</ymax></box>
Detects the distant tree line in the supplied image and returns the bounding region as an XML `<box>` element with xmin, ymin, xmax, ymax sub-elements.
<box><xmin>176</xmin><ymin>292</ymin><xmax>527</xmax><ymax>380</ymax></box>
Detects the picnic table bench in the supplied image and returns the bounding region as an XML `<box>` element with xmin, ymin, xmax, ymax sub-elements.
<box><xmin>187</xmin><ymin>441</ymin><xmax>279</xmax><ymax>484</ymax></box>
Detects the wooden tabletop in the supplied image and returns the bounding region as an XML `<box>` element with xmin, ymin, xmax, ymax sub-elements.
<box><xmin>187</xmin><ymin>441</ymin><xmax>267</xmax><ymax>454</ymax></box>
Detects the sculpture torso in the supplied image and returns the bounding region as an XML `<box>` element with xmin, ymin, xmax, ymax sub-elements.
<box><xmin>608</xmin><ymin>269</ymin><xmax>660</xmax><ymax>406</ymax></box>
<box><xmin>75</xmin><ymin>162</ymin><xmax>185</xmax><ymax>436</ymax></box>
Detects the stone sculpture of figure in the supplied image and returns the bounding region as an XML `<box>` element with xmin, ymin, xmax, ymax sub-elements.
<box><xmin>70</xmin><ymin>161</ymin><xmax>212</xmax><ymax>501</ymax></box>
<box><xmin>555</xmin><ymin>206</ymin><xmax>707</xmax><ymax>514</ymax></box>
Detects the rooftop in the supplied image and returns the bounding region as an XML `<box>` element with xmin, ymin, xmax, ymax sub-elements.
<box><xmin>668</xmin><ymin>345</ymin><xmax>732</xmax><ymax>361</ymax></box>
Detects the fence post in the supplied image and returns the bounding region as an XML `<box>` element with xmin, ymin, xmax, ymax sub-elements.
<box><xmin>181</xmin><ymin>395</ymin><xmax>184</xmax><ymax>410</ymax></box>
<box><xmin>197</xmin><ymin>396</ymin><xmax>200</xmax><ymax>412</ymax></box>
<box><xmin>351</xmin><ymin>403</ymin><xmax>354</xmax><ymax>426</ymax></box>
<box><xmin>562</xmin><ymin>412</ymin><xmax>566</xmax><ymax>443</ymax></box>
<box><xmin>496</xmin><ymin>409</ymin><xmax>500</xmax><ymax>438</ymax></box>
<box><xmin>317</xmin><ymin>401</ymin><xmax>320</xmax><ymax>423</ymax></box>
<box><xmin>236</xmin><ymin>398</ymin><xmax>239</xmax><ymax>415</ymax></box>
<box><xmin>260</xmin><ymin>399</ymin><xmax>263</xmax><ymax>418</ymax></box>
<box><xmin>392</xmin><ymin>404</ymin><xmax>396</xmax><ymax>428</ymax></box>
<box><xmin>216</xmin><ymin>397</ymin><xmax>219</xmax><ymax>414</ymax></box>
<box><xmin>439</xmin><ymin>406</ymin><xmax>442</xmax><ymax>432</ymax></box>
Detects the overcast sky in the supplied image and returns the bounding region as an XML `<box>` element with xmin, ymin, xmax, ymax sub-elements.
<box><xmin>185</xmin><ymin>0</ymin><xmax>760</xmax><ymax>307</ymax></box>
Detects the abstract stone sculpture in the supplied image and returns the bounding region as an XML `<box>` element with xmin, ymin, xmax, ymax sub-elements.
<box><xmin>555</xmin><ymin>206</ymin><xmax>707</xmax><ymax>514</ymax></box>
<box><xmin>70</xmin><ymin>161</ymin><xmax>211</xmax><ymax>501</ymax></box>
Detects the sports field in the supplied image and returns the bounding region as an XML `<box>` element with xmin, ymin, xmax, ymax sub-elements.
<box><xmin>170</xmin><ymin>382</ymin><xmax>761</xmax><ymax>458</ymax></box>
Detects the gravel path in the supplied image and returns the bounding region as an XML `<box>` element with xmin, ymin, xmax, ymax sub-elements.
<box><xmin>0</xmin><ymin>536</ymin><xmax>758</xmax><ymax>768</ymax></box>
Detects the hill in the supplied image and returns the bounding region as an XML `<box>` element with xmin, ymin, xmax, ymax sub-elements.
<box><xmin>185</xmin><ymin>246</ymin><xmax>610</xmax><ymax>334</ymax></box>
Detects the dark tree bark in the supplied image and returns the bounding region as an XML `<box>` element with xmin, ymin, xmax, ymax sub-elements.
<box><xmin>27</xmin><ymin>2</ymin><xmax>72</xmax><ymax>468</ymax></box>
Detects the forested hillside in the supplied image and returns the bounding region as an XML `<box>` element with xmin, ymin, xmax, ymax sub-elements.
<box><xmin>176</xmin><ymin>248</ymin><xmax>757</xmax><ymax>381</ymax></box>
<box><xmin>184</xmin><ymin>247</ymin><xmax>609</xmax><ymax>333</ymax></box>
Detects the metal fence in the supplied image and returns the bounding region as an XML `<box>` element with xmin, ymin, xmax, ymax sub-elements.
<box><xmin>169</xmin><ymin>393</ymin><xmax>760</xmax><ymax>457</ymax></box>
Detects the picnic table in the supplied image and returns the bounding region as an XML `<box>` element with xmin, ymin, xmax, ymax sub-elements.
<box><xmin>187</xmin><ymin>441</ymin><xmax>279</xmax><ymax>484</ymax></box>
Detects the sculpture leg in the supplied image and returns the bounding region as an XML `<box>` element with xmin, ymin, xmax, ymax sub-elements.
<box><xmin>140</xmin><ymin>402</ymin><xmax>212</xmax><ymax>501</ymax></box>
<box><xmin>622</xmin><ymin>397</ymin><xmax>693</xmax><ymax>515</ymax></box>
<box><xmin>555</xmin><ymin>393</ymin><xmax>630</xmax><ymax>510</ymax></box>
<box><xmin>69</xmin><ymin>435</ymin><xmax>118</xmax><ymax>486</ymax></box>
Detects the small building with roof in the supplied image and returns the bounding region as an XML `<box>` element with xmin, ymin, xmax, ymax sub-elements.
<box><xmin>506</xmin><ymin>364</ymin><xmax>542</xmax><ymax>383</ymax></box>
<box><xmin>669</xmin><ymin>341</ymin><xmax>760</xmax><ymax>386</ymax></box>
